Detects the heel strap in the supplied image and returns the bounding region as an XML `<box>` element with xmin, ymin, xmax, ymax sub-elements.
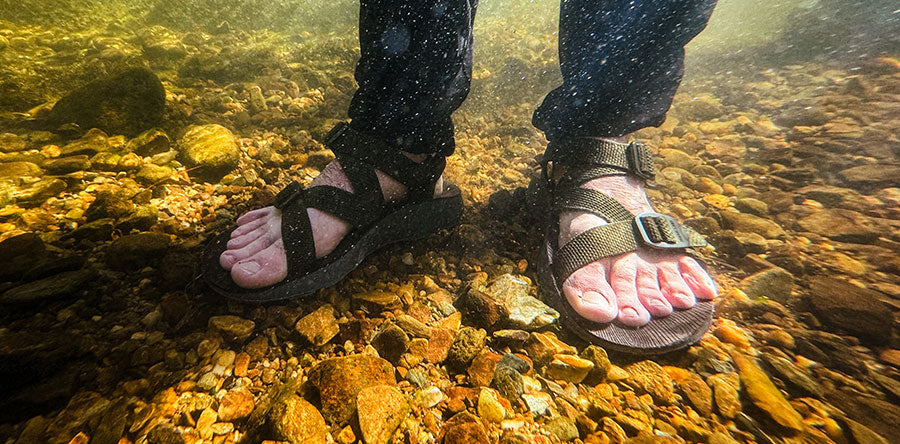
<box><xmin>541</xmin><ymin>138</ymin><xmax>655</xmax><ymax>187</ymax></box>
<box><xmin>324</xmin><ymin>122</ymin><xmax>445</xmax><ymax>203</ymax></box>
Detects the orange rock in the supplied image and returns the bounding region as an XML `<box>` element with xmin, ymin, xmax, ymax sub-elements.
<box><xmin>714</xmin><ymin>319</ymin><xmax>753</xmax><ymax>350</ymax></box>
<box><xmin>730</xmin><ymin>351</ymin><xmax>805</xmax><ymax>432</ymax></box>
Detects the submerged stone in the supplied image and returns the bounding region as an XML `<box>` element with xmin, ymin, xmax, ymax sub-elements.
<box><xmin>731</xmin><ymin>351</ymin><xmax>804</xmax><ymax>432</ymax></box>
<box><xmin>269</xmin><ymin>394</ymin><xmax>328</xmax><ymax>444</ymax></box>
<box><xmin>808</xmin><ymin>277</ymin><xmax>892</xmax><ymax>344</ymax></box>
<box><xmin>177</xmin><ymin>124</ymin><xmax>240</xmax><ymax>182</ymax></box>
<box><xmin>307</xmin><ymin>354</ymin><xmax>396</xmax><ymax>425</ymax></box>
<box><xmin>46</xmin><ymin>68</ymin><xmax>165</xmax><ymax>137</ymax></box>
<box><xmin>357</xmin><ymin>385</ymin><xmax>409</xmax><ymax>444</ymax></box>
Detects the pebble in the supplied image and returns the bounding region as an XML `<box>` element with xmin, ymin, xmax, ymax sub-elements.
<box><xmin>357</xmin><ymin>385</ymin><xmax>410</xmax><ymax>444</ymax></box>
<box><xmin>177</xmin><ymin>124</ymin><xmax>240</xmax><ymax>182</ymax></box>
<box><xmin>414</xmin><ymin>386</ymin><xmax>444</xmax><ymax>408</ymax></box>
<box><xmin>371</xmin><ymin>323</ymin><xmax>410</xmax><ymax>365</ymax></box>
<box><xmin>522</xmin><ymin>392</ymin><xmax>553</xmax><ymax>416</ymax></box>
<box><xmin>544</xmin><ymin>416</ymin><xmax>578</xmax><ymax>442</ymax></box>
<box><xmin>624</xmin><ymin>361</ymin><xmax>675</xmax><ymax>405</ymax></box>
<box><xmin>438</xmin><ymin>412</ymin><xmax>490</xmax><ymax>444</ymax></box>
<box><xmin>307</xmin><ymin>354</ymin><xmax>396</xmax><ymax>424</ymax></box>
<box><xmin>269</xmin><ymin>394</ymin><xmax>328</xmax><ymax>444</ymax></box>
<box><xmin>294</xmin><ymin>304</ymin><xmax>339</xmax><ymax>346</ymax></box>
<box><xmin>445</xmin><ymin>327</ymin><xmax>487</xmax><ymax>371</ymax></box>
<box><xmin>208</xmin><ymin>315</ymin><xmax>256</xmax><ymax>342</ymax></box>
<box><xmin>544</xmin><ymin>354</ymin><xmax>595</xmax><ymax>384</ymax></box>
<box><xmin>477</xmin><ymin>387</ymin><xmax>507</xmax><ymax>422</ymax></box>
<box><xmin>524</xmin><ymin>332</ymin><xmax>576</xmax><ymax>368</ymax></box>
<box><xmin>468</xmin><ymin>352</ymin><xmax>502</xmax><ymax>387</ymax></box>
<box><xmin>217</xmin><ymin>387</ymin><xmax>255</xmax><ymax>421</ymax></box>
<box><xmin>707</xmin><ymin>372</ymin><xmax>741</xmax><ymax>419</ymax></box>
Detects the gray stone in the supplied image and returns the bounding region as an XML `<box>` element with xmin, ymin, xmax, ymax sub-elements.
<box><xmin>740</xmin><ymin>267</ymin><xmax>794</xmax><ymax>303</ymax></box>
<box><xmin>446</xmin><ymin>327</ymin><xmax>487</xmax><ymax>372</ymax></box>
<box><xmin>544</xmin><ymin>416</ymin><xmax>579</xmax><ymax>442</ymax></box>
<box><xmin>808</xmin><ymin>277</ymin><xmax>892</xmax><ymax>344</ymax></box>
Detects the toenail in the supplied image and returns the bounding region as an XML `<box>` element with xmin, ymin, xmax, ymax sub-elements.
<box><xmin>649</xmin><ymin>299</ymin><xmax>667</xmax><ymax>309</ymax></box>
<box><xmin>236</xmin><ymin>261</ymin><xmax>261</xmax><ymax>275</ymax></box>
<box><xmin>676</xmin><ymin>293</ymin><xmax>693</xmax><ymax>304</ymax></box>
<box><xmin>582</xmin><ymin>291</ymin><xmax>609</xmax><ymax>310</ymax></box>
<box><xmin>621</xmin><ymin>307</ymin><xmax>638</xmax><ymax>318</ymax></box>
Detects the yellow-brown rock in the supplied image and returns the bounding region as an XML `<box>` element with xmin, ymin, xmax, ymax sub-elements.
<box><xmin>731</xmin><ymin>351</ymin><xmax>805</xmax><ymax>432</ymax></box>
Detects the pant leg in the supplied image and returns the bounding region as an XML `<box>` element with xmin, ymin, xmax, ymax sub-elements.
<box><xmin>348</xmin><ymin>0</ymin><xmax>478</xmax><ymax>157</ymax></box>
<box><xmin>533</xmin><ymin>0</ymin><xmax>717</xmax><ymax>141</ymax></box>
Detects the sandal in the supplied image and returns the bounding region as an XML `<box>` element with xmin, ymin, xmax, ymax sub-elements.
<box><xmin>535</xmin><ymin>138</ymin><xmax>713</xmax><ymax>354</ymax></box>
<box><xmin>200</xmin><ymin>122</ymin><xmax>463</xmax><ymax>302</ymax></box>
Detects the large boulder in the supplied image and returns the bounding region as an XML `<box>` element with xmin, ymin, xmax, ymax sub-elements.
<box><xmin>46</xmin><ymin>68</ymin><xmax>166</xmax><ymax>137</ymax></box>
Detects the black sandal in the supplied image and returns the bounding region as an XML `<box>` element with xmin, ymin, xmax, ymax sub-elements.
<box><xmin>536</xmin><ymin>138</ymin><xmax>714</xmax><ymax>354</ymax></box>
<box><xmin>200</xmin><ymin>122</ymin><xmax>463</xmax><ymax>302</ymax></box>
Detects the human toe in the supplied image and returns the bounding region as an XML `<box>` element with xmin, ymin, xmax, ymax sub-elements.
<box><xmin>657</xmin><ymin>261</ymin><xmax>697</xmax><ymax>309</ymax></box>
<box><xmin>608</xmin><ymin>258</ymin><xmax>651</xmax><ymax>327</ymax></box>
<box><xmin>231</xmin><ymin>216</ymin><xmax>269</xmax><ymax>238</ymax></box>
<box><xmin>236</xmin><ymin>206</ymin><xmax>274</xmax><ymax>224</ymax></box>
<box><xmin>230</xmin><ymin>241</ymin><xmax>287</xmax><ymax>288</ymax></box>
<box><xmin>678</xmin><ymin>257</ymin><xmax>717</xmax><ymax>301</ymax></box>
<box><xmin>636</xmin><ymin>267</ymin><xmax>672</xmax><ymax>318</ymax></box>
<box><xmin>563</xmin><ymin>272</ymin><xmax>618</xmax><ymax>323</ymax></box>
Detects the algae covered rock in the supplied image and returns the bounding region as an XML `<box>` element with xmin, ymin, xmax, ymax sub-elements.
<box><xmin>46</xmin><ymin>68</ymin><xmax>166</xmax><ymax>137</ymax></box>
<box><xmin>307</xmin><ymin>354</ymin><xmax>396</xmax><ymax>425</ymax></box>
<box><xmin>177</xmin><ymin>124</ymin><xmax>240</xmax><ymax>182</ymax></box>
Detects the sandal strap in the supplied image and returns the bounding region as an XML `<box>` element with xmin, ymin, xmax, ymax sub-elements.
<box><xmin>541</xmin><ymin>138</ymin><xmax>655</xmax><ymax>186</ymax></box>
<box><xmin>324</xmin><ymin>122</ymin><xmax>445</xmax><ymax>202</ymax></box>
<box><xmin>272</xmin><ymin>181</ymin><xmax>317</xmax><ymax>272</ymax></box>
<box><xmin>554</xmin><ymin>188</ymin><xmax>633</xmax><ymax>222</ymax></box>
<box><xmin>554</xmin><ymin>213</ymin><xmax>706</xmax><ymax>280</ymax></box>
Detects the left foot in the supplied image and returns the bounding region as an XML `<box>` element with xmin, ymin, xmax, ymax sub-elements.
<box><xmin>558</xmin><ymin>165</ymin><xmax>718</xmax><ymax>327</ymax></box>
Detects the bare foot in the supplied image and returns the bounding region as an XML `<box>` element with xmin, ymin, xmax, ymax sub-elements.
<box><xmin>220</xmin><ymin>156</ymin><xmax>442</xmax><ymax>288</ymax></box>
<box><xmin>558</xmin><ymin>174</ymin><xmax>717</xmax><ymax>327</ymax></box>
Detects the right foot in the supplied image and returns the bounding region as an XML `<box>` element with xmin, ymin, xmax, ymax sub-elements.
<box><xmin>219</xmin><ymin>156</ymin><xmax>442</xmax><ymax>288</ymax></box>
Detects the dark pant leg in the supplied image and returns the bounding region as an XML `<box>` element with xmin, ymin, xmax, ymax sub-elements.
<box><xmin>348</xmin><ymin>0</ymin><xmax>478</xmax><ymax>156</ymax></box>
<box><xmin>533</xmin><ymin>0</ymin><xmax>717</xmax><ymax>141</ymax></box>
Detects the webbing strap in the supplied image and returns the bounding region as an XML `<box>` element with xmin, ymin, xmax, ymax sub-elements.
<box><xmin>542</xmin><ymin>138</ymin><xmax>655</xmax><ymax>184</ymax></box>
<box><xmin>553</xmin><ymin>188</ymin><xmax>633</xmax><ymax>223</ymax></box>
<box><xmin>272</xmin><ymin>182</ymin><xmax>316</xmax><ymax>273</ymax></box>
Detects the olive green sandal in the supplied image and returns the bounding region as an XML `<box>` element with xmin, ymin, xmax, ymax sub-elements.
<box><xmin>535</xmin><ymin>138</ymin><xmax>713</xmax><ymax>354</ymax></box>
<box><xmin>201</xmin><ymin>122</ymin><xmax>463</xmax><ymax>302</ymax></box>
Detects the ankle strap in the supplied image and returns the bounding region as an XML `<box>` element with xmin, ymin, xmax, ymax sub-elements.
<box><xmin>541</xmin><ymin>138</ymin><xmax>655</xmax><ymax>186</ymax></box>
<box><xmin>324</xmin><ymin>122</ymin><xmax>445</xmax><ymax>202</ymax></box>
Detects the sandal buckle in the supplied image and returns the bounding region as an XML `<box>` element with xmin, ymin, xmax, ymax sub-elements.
<box><xmin>273</xmin><ymin>181</ymin><xmax>304</xmax><ymax>209</ymax></box>
<box><xmin>324</xmin><ymin>121</ymin><xmax>350</xmax><ymax>148</ymax></box>
<box><xmin>626</xmin><ymin>141</ymin><xmax>654</xmax><ymax>180</ymax></box>
<box><xmin>634</xmin><ymin>212</ymin><xmax>691</xmax><ymax>249</ymax></box>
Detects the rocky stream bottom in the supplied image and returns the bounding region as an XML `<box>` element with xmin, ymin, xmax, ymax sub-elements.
<box><xmin>0</xmin><ymin>40</ymin><xmax>899</xmax><ymax>444</ymax></box>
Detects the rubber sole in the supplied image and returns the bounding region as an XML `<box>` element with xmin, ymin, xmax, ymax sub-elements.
<box><xmin>200</xmin><ymin>182</ymin><xmax>463</xmax><ymax>303</ymax></box>
<box><xmin>535</xmin><ymin>184</ymin><xmax>714</xmax><ymax>355</ymax></box>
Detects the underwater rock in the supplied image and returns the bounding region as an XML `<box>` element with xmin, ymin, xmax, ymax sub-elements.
<box><xmin>480</xmin><ymin>274</ymin><xmax>559</xmax><ymax>330</ymax></box>
<box><xmin>13</xmin><ymin>177</ymin><xmax>67</xmax><ymax>205</ymax></box>
<box><xmin>45</xmin><ymin>68</ymin><xmax>165</xmax><ymax>137</ymax></box>
<box><xmin>438</xmin><ymin>412</ymin><xmax>490</xmax><ymax>444</ymax></box>
<box><xmin>0</xmin><ymin>232</ymin><xmax>46</xmax><ymax>282</ymax></box>
<box><xmin>357</xmin><ymin>385</ymin><xmax>410</xmax><ymax>444</ymax></box>
<box><xmin>720</xmin><ymin>210</ymin><xmax>786</xmax><ymax>239</ymax></box>
<box><xmin>0</xmin><ymin>161</ymin><xmax>42</xmax><ymax>179</ymax></box>
<box><xmin>294</xmin><ymin>304</ymin><xmax>339</xmax><ymax>347</ymax></box>
<box><xmin>136</xmin><ymin>164</ymin><xmax>176</xmax><ymax>185</ymax></box>
<box><xmin>371</xmin><ymin>323</ymin><xmax>410</xmax><ymax>365</ymax></box>
<box><xmin>208</xmin><ymin>315</ymin><xmax>255</xmax><ymax>342</ymax></box>
<box><xmin>0</xmin><ymin>269</ymin><xmax>93</xmax><ymax>304</ymax></box>
<box><xmin>468</xmin><ymin>352</ymin><xmax>502</xmax><ymax>388</ymax></box>
<box><xmin>807</xmin><ymin>277</ymin><xmax>892</xmax><ymax>344</ymax></box>
<box><xmin>217</xmin><ymin>387</ymin><xmax>255</xmax><ymax>422</ymax></box>
<box><xmin>126</xmin><ymin>128</ymin><xmax>171</xmax><ymax>156</ymax></box>
<box><xmin>839</xmin><ymin>164</ymin><xmax>900</xmax><ymax>188</ymax></box>
<box><xmin>0</xmin><ymin>132</ymin><xmax>26</xmax><ymax>152</ymax></box>
<box><xmin>446</xmin><ymin>327</ymin><xmax>487</xmax><ymax>372</ymax></box>
<box><xmin>545</xmin><ymin>354</ymin><xmax>594</xmax><ymax>383</ymax></box>
<box><xmin>762</xmin><ymin>355</ymin><xmax>824</xmax><ymax>397</ymax></box>
<box><xmin>545</xmin><ymin>416</ymin><xmax>579</xmax><ymax>442</ymax></box>
<box><xmin>43</xmin><ymin>155</ymin><xmax>90</xmax><ymax>174</ymax></box>
<box><xmin>307</xmin><ymin>354</ymin><xmax>396</xmax><ymax>425</ymax></box>
<box><xmin>707</xmin><ymin>372</ymin><xmax>741</xmax><ymax>419</ymax></box>
<box><xmin>524</xmin><ymin>332</ymin><xmax>576</xmax><ymax>369</ymax></box>
<box><xmin>624</xmin><ymin>361</ymin><xmax>676</xmax><ymax>405</ymax></box>
<box><xmin>177</xmin><ymin>124</ymin><xmax>240</xmax><ymax>182</ymax></box>
<box><xmin>731</xmin><ymin>351</ymin><xmax>804</xmax><ymax>432</ymax></box>
<box><xmin>105</xmin><ymin>232</ymin><xmax>170</xmax><ymax>271</ymax></box>
<box><xmin>580</xmin><ymin>345</ymin><xmax>611</xmax><ymax>384</ymax></box>
<box><xmin>797</xmin><ymin>209</ymin><xmax>880</xmax><ymax>244</ymax></box>
<box><xmin>739</xmin><ymin>267</ymin><xmax>794</xmax><ymax>303</ymax></box>
<box><xmin>269</xmin><ymin>394</ymin><xmax>328</xmax><ymax>444</ymax></box>
<box><xmin>680</xmin><ymin>372</ymin><xmax>713</xmax><ymax>417</ymax></box>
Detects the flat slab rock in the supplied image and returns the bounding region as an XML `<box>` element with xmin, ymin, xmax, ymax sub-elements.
<box><xmin>807</xmin><ymin>276</ymin><xmax>892</xmax><ymax>344</ymax></box>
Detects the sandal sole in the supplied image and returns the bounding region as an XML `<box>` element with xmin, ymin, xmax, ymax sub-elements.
<box><xmin>200</xmin><ymin>182</ymin><xmax>463</xmax><ymax>302</ymax></box>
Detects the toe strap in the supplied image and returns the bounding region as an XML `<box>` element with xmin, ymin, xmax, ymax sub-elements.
<box><xmin>273</xmin><ymin>182</ymin><xmax>317</xmax><ymax>273</ymax></box>
<box><xmin>554</xmin><ymin>213</ymin><xmax>707</xmax><ymax>282</ymax></box>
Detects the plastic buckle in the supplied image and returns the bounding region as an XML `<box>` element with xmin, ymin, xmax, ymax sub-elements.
<box><xmin>626</xmin><ymin>141</ymin><xmax>654</xmax><ymax>180</ymax></box>
<box><xmin>324</xmin><ymin>121</ymin><xmax>350</xmax><ymax>147</ymax></box>
<box><xmin>633</xmin><ymin>212</ymin><xmax>692</xmax><ymax>249</ymax></box>
<box><xmin>273</xmin><ymin>181</ymin><xmax>303</xmax><ymax>210</ymax></box>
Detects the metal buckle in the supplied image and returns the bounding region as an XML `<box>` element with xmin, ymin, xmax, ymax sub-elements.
<box><xmin>626</xmin><ymin>141</ymin><xmax>654</xmax><ymax>180</ymax></box>
<box><xmin>324</xmin><ymin>121</ymin><xmax>350</xmax><ymax>147</ymax></box>
<box><xmin>633</xmin><ymin>212</ymin><xmax>692</xmax><ymax>249</ymax></box>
